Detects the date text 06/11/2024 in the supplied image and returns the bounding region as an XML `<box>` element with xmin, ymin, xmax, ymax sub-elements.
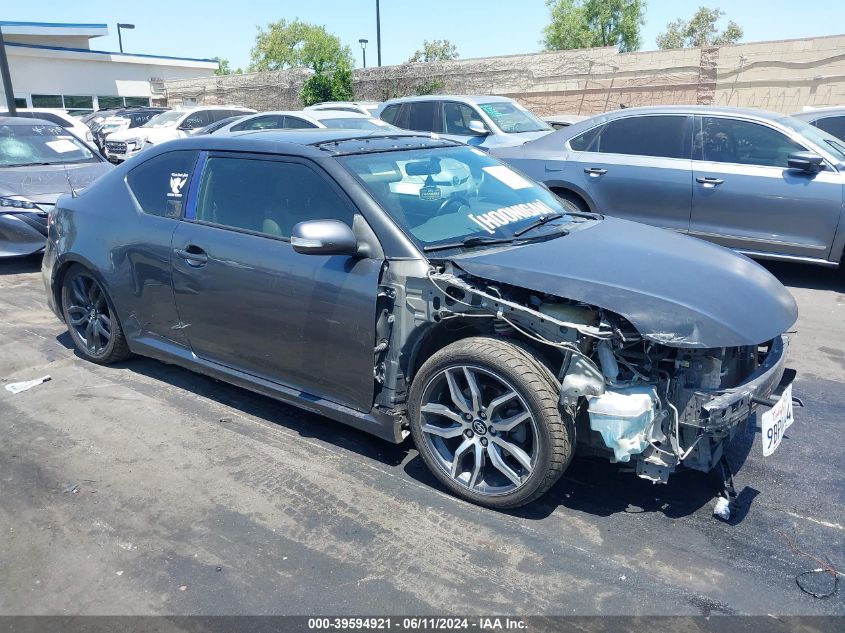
<box><xmin>306</xmin><ymin>617</ymin><xmax>528</xmax><ymax>630</ymax></box>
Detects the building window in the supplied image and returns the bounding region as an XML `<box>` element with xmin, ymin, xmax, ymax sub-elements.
<box><xmin>13</xmin><ymin>98</ymin><xmax>26</xmax><ymax>108</ymax></box>
<box><xmin>124</xmin><ymin>97</ymin><xmax>151</xmax><ymax>107</ymax></box>
<box><xmin>63</xmin><ymin>95</ymin><xmax>94</xmax><ymax>109</ymax></box>
<box><xmin>31</xmin><ymin>94</ymin><xmax>63</xmax><ymax>108</ymax></box>
<box><xmin>97</xmin><ymin>96</ymin><xmax>123</xmax><ymax>109</ymax></box>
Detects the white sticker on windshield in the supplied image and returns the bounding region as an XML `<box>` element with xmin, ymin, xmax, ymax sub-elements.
<box><xmin>45</xmin><ymin>139</ymin><xmax>79</xmax><ymax>154</ymax></box>
<box><xmin>482</xmin><ymin>165</ymin><xmax>532</xmax><ymax>190</ymax></box>
<box><xmin>468</xmin><ymin>199</ymin><xmax>555</xmax><ymax>234</ymax></box>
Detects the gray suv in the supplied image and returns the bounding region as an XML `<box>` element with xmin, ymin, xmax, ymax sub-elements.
<box><xmin>378</xmin><ymin>95</ymin><xmax>553</xmax><ymax>149</ymax></box>
<box><xmin>493</xmin><ymin>106</ymin><xmax>845</xmax><ymax>267</ymax></box>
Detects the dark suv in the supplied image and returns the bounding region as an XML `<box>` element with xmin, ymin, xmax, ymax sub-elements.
<box><xmin>42</xmin><ymin>130</ymin><xmax>797</xmax><ymax>509</ymax></box>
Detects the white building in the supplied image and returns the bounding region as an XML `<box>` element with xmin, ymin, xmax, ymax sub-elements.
<box><xmin>0</xmin><ymin>21</ymin><xmax>218</xmax><ymax>114</ymax></box>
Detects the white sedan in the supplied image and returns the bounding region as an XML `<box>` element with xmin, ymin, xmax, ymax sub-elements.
<box><xmin>211</xmin><ymin>110</ymin><xmax>398</xmax><ymax>134</ymax></box>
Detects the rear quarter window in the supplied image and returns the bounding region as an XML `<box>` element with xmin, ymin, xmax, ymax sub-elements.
<box><xmin>126</xmin><ymin>150</ymin><xmax>199</xmax><ymax>218</ymax></box>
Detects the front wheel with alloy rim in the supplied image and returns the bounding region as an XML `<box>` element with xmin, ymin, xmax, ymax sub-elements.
<box><xmin>61</xmin><ymin>265</ymin><xmax>130</xmax><ymax>364</ymax></box>
<box><xmin>408</xmin><ymin>337</ymin><xmax>574</xmax><ymax>509</ymax></box>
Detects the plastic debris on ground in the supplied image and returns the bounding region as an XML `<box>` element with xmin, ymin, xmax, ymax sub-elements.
<box><xmin>5</xmin><ymin>375</ymin><xmax>51</xmax><ymax>394</ymax></box>
<box><xmin>713</xmin><ymin>496</ymin><xmax>731</xmax><ymax>520</ymax></box>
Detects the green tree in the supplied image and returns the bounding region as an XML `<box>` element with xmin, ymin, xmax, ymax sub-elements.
<box><xmin>213</xmin><ymin>57</ymin><xmax>242</xmax><ymax>76</ymax></box>
<box><xmin>300</xmin><ymin>62</ymin><xmax>354</xmax><ymax>106</ymax></box>
<box><xmin>542</xmin><ymin>0</ymin><xmax>645</xmax><ymax>53</ymax></box>
<box><xmin>656</xmin><ymin>7</ymin><xmax>744</xmax><ymax>49</ymax></box>
<box><xmin>249</xmin><ymin>18</ymin><xmax>353</xmax><ymax>73</ymax></box>
<box><xmin>408</xmin><ymin>39</ymin><xmax>459</xmax><ymax>63</ymax></box>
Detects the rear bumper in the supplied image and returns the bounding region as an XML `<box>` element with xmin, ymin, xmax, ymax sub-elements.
<box><xmin>0</xmin><ymin>212</ymin><xmax>47</xmax><ymax>258</ymax></box>
<box><xmin>694</xmin><ymin>335</ymin><xmax>792</xmax><ymax>433</ymax></box>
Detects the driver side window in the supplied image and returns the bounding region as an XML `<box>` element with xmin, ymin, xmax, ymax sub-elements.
<box><xmin>181</xmin><ymin>111</ymin><xmax>211</xmax><ymax>130</ymax></box>
<box><xmin>441</xmin><ymin>102</ymin><xmax>483</xmax><ymax>136</ymax></box>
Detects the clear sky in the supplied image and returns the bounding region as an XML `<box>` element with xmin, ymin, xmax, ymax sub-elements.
<box><xmin>4</xmin><ymin>0</ymin><xmax>845</xmax><ymax>69</ymax></box>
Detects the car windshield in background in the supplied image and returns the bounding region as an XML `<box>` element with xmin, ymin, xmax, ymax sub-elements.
<box><xmin>321</xmin><ymin>117</ymin><xmax>394</xmax><ymax>131</ymax></box>
<box><xmin>477</xmin><ymin>102</ymin><xmax>551</xmax><ymax>134</ymax></box>
<box><xmin>780</xmin><ymin>115</ymin><xmax>845</xmax><ymax>161</ymax></box>
<box><xmin>341</xmin><ymin>145</ymin><xmax>571</xmax><ymax>249</ymax></box>
<box><xmin>141</xmin><ymin>111</ymin><xmax>184</xmax><ymax>128</ymax></box>
<box><xmin>0</xmin><ymin>124</ymin><xmax>98</xmax><ymax>167</ymax></box>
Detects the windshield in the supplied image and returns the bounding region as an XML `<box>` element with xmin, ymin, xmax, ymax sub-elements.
<box><xmin>142</xmin><ymin>111</ymin><xmax>184</xmax><ymax>128</ymax></box>
<box><xmin>477</xmin><ymin>102</ymin><xmax>551</xmax><ymax>134</ymax></box>
<box><xmin>341</xmin><ymin>145</ymin><xmax>571</xmax><ymax>249</ymax></box>
<box><xmin>0</xmin><ymin>123</ymin><xmax>98</xmax><ymax>167</ymax></box>
<box><xmin>779</xmin><ymin>115</ymin><xmax>845</xmax><ymax>161</ymax></box>
<box><xmin>321</xmin><ymin>117</ymin><xmax>396</xmax><ymax>131</ymax></box>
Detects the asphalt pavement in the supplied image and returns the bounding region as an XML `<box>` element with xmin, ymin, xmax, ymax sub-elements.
<box><xmin>0</xmin><ymin>254</ymin><xmax>843</xmax><ymax>616</ymax></box>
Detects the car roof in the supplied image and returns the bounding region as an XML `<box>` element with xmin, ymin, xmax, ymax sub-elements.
<box><xmin>308</xmin><ymin>101</ymin><xmax>380</xmax><ymax>107</ymax></box>
<box><xmin>382</xmin><ymin>94</ymin><xmax>515</xmax><ymax>105</ymax></box>
<box><xmin>305</xmin><ymin>110</ymin><xmax>372</xmax><ymax>120</ymax></box>
<box><xmin>792</xmin><ymin>106</ymin><xmax>845</xmax><ymax>119</ymax></box>
<box><xmin>149</xmin><ymin>129</ymin><xmax>456</xmax><ymax>158</ymax></box>
<box><xmin>0</xmin><ymin>115</ymin><xmax>58</xmax><ymax>126</ymax></box>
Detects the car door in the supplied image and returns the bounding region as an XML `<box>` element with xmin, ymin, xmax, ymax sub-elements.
<box><xmin>571</xmin><ymin>114</ymin><xmax>693</xmax><ymax>231</ymax></box>
<box><xmin>690</xmin><ymin>115</ymin><xmax>844</xmax><ymax>259</ymax></box>
<box><xmin>170</xmin><ymin>152</ymin><xmax>383</xmax><ymax>412</ymax></box>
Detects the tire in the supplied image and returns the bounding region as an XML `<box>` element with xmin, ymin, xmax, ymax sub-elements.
<box><xmin>408</xmin><ymin>337</ymin><xmax>574</xmax><ymax>509</ymax></box>
<box><xmin>61</xmin><ymin>264</ymin><xmax>131</xmax><ymax>365</ymax></box>
<box><xmin>552</xmin><ymin>189</ymin><xmax>589</xmax><ymax>213</ymax></box>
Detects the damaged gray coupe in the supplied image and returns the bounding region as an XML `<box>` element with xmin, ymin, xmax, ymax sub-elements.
<box><xmin>42</xmin><ymin>131</ymin><xmax>798</xmax><ymax>509</ymax></box>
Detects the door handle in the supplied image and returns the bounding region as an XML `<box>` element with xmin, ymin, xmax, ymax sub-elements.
<box><xmin>175</xmin><ymin>246</ymin><xmax>208</xmax><ymax>266</ymax></box>
<box><xmin>584</xmin><ymin>167</ymin><xmax>608</xmax><ymax>176</ymax></box>
<box><xmin>696</xmin><ymin>177</ymin><xmax>724</xmax><ymax>187</ymax></box>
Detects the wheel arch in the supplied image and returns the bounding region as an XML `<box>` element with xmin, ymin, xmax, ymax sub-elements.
<box><xmin>546</xmin><ymin>182</ymin><xmax>595</xmax><ymax>212</ymax></box>
<box><xmin>52</xmin><ymin>255</ymin><xmax>116</xmax><ymax>320</ymax></box>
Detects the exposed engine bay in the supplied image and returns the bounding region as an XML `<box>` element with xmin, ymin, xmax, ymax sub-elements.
<box><xmin>382</xmin><ymin>261</ymin><xmax>790</xmax><ymax>485</ymax></box>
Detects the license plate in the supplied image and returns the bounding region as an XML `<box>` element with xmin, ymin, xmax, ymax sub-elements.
<box><xmin>761</xmin><ymin>383</ymin><xmax>794</xmax><ymax>456</ymax></box>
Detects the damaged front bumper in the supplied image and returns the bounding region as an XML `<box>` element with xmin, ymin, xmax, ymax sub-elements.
<box><xmin>688</xmin><ymin>335</ymin><xmax>791</xmax><ymax>433</ymax></box>
<box><xmin>584</xmin><ymin>336</ymin><xmax>795</xmax><ymax>483</ymax></box>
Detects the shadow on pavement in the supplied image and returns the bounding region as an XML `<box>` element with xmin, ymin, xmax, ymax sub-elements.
<box><xmin>761</xmin><ymin>260</ymin><xmax>843</xmax><ymax>293</ymax></box>
<box><xmin>0</xmin><ymin>253</ymin><xmax>42</xmax><ymax>275</ymax></box>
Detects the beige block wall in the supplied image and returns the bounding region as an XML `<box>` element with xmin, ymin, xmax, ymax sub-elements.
<box><xmin>164</xmin><ymin>34</ymin><xmax>845</xmax><ymax>116</ymax></box>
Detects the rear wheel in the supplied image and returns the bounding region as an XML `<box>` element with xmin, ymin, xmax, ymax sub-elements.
<box><xmin>408</xmin><ymin>337</ymin><xmax>573</xmax><ymax>509</ymax></box>
<box><xmin>61</xmin><ymin>265</ymin><xmax>130</xmax><ymax>364</ymax></box>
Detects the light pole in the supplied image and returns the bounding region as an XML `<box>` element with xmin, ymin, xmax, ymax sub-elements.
<box><xmin>376</xmin><ymin>0</ymin><xmax>382</xmax><ymax>66</ymax></box>
<box><xmin>0</xmin><ymin>25</ymin><xmax>17</xmax><ymax>115</ymax></box>
<box><xmin>117</xmin><ymin>23</ymin><xmax>135</xmax><ymax>54</ymax></box>
<box><xmin>359</xmin><ymin>39</ymin><xmax>369</xmax><ymax>69</ymax></box>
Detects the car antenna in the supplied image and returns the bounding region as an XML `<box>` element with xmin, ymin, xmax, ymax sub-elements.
<box><xmin>62</xmin><ymin>164</ymin><xmax>79</xmax><ymax>198</ymax></box>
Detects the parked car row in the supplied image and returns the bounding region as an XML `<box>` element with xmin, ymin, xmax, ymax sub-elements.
<box><xmin>5</xmin><ymin>93</ymin><xmax>834</xmax><ymax>509</ymax></box>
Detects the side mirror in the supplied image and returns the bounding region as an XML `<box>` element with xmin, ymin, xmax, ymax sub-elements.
<box><xmin>468</xmin><ymin>120</ymin><xmax>489</xmax><ymax>136</ymax></box>
<box><xmin>291</xmin><ymin>219</ymin><xmax>359</xmax><ymax>256</ymax></box>
<box><xmin>787</xmin><ymin>151</ymin><xmax>825</xmax><ymax>172</ymax></box>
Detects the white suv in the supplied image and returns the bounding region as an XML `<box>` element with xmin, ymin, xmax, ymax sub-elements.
<box><xmin>104</xmin><ymin>106</ymin><xmax>256</xmax><ymax>162</ymax></box>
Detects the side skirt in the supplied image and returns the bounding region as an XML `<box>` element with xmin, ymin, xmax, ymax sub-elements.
<box><xmin>129</xmin><ymin>334</ymin><xmax>406</xmax><ymax>444</ymax></box>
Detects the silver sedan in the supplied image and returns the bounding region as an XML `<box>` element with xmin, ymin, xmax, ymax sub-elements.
<box><xmin>492</xmin><ymin>105</ymin><xmax>845</xmax><ymax>268</ymax></box>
